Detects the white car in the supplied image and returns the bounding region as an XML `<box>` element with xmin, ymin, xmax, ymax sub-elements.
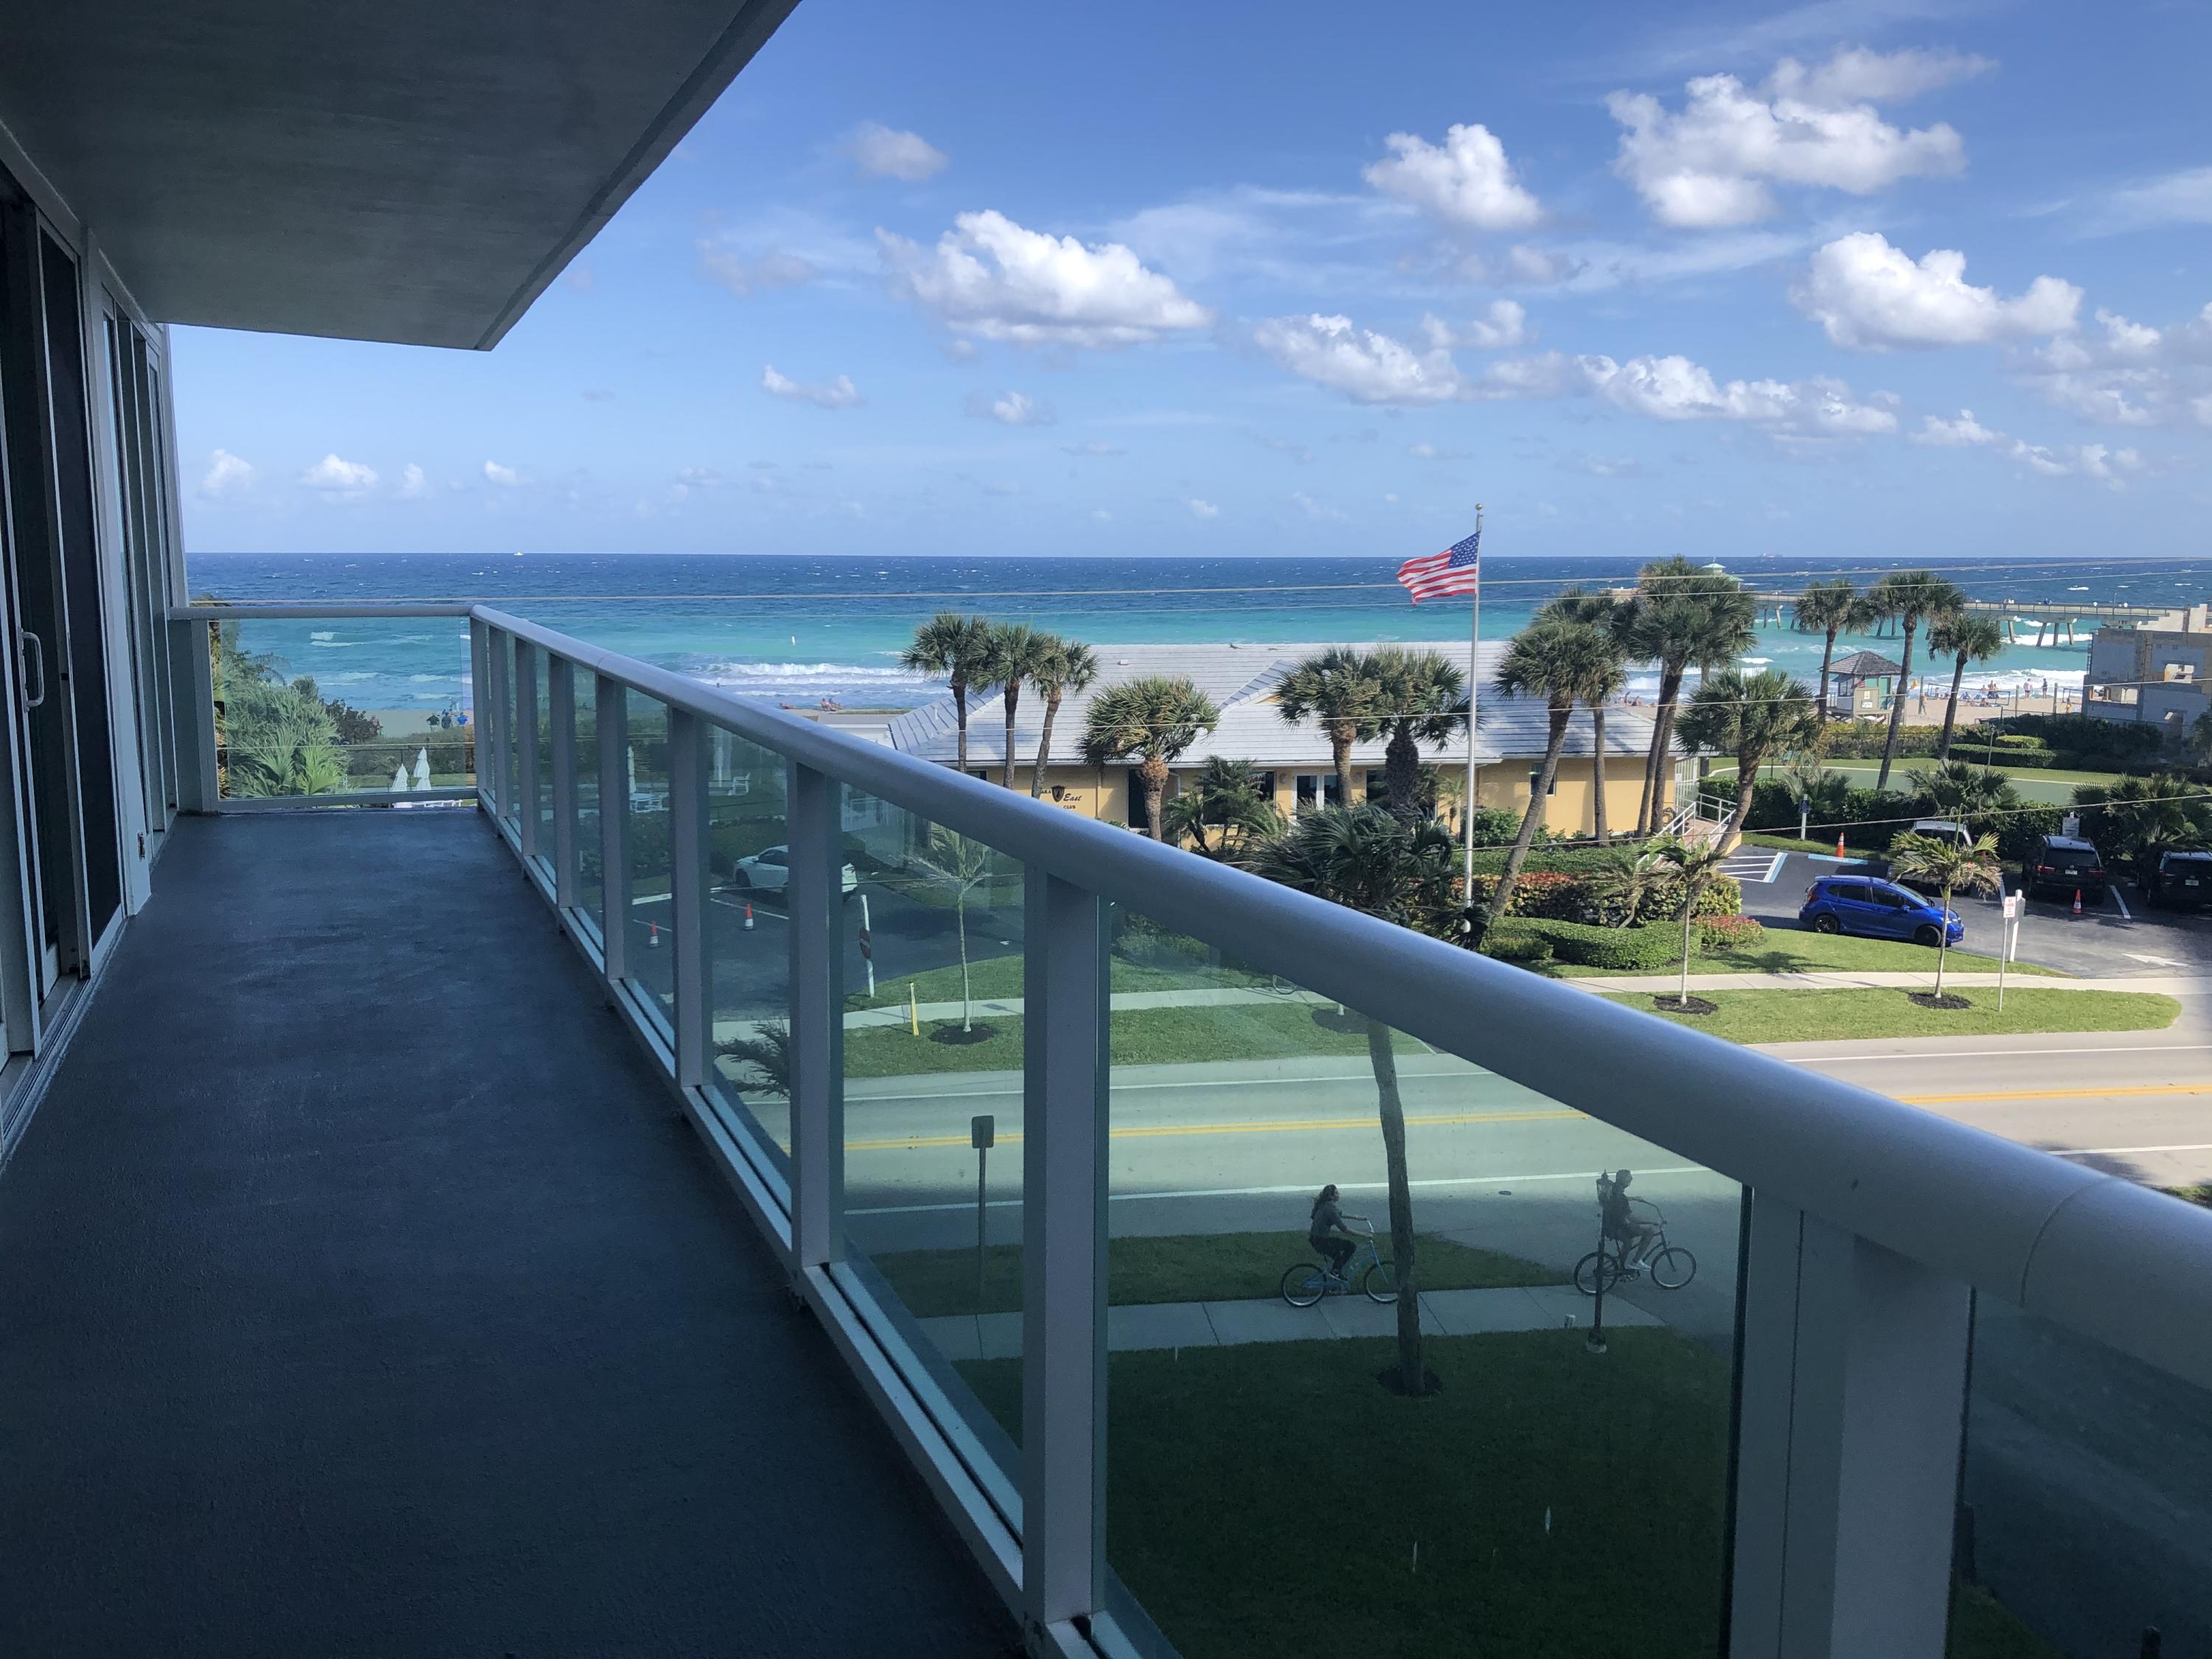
<box><xmin>731</xmin><ymin>844</ymin><xmax>859</xmax><ymax>894</ymax></box>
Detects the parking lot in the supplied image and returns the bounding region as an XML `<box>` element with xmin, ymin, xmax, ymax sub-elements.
<box><xmin>1736</xmin><ymin>849</ymin><xmax>2212</xmax><ymax>978</ymax></box>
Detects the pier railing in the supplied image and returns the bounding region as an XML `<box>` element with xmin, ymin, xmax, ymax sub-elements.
<box><xmin>165</xmin><ymin>602</ymin><xmax>2212</xmax><ymax>1658</ymax></box>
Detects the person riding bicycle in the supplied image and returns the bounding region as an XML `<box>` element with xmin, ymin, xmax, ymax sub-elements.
<box><xmin>1309</xmin><ymin>1184</ymin><xmax>1368</xmax><ymax>1283</ymax></box>
<box><xmin>1600</xmin><ymin>1169</ymin><xmax>1663</xmax><ymax>1274</ymax></box>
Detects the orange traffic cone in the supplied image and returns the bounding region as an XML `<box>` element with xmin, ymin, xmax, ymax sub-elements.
<box><xmin>2072</xmin><ymin>889</ymin><xmax>2083</xmax><ymax>917</ymax></box>
<box><xmin>742</xmin><ymin>902</ymin><xmax>755</xmax><ymax>932</ymax></box>
<box><xmin>1834</xmin><ymin>832</ymin><xmax>1846</xmax><ymax>859</ymax></box>
<box><xmin>649</xmin><ymin>920</ymin><xmax>661</xmax><ymax>947</ymax></box>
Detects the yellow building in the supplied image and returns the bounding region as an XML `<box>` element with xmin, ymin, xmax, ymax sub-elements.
<box><xmin>883</xmin><ymin>641</ymin><xmax>1683</xmax><ymax>838</ymax></box>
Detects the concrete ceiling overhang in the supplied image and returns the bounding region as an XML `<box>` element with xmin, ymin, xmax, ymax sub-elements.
<box><xmin>0</xmin><ymin>0</ymin><xmax>801</xmax><ymax>348</ymax></box>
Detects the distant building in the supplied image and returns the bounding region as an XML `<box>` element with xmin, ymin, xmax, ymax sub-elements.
<box><xmin>884</xmin><ymin>641</ymin><xmax>1684</xmax><ymax>835</ymax></box>
<box><xmin>1826</xmin><ymin>650</ymin><xmax>1903</xmax><ymax>719</ymax></box>
<box><xmin>2084</xmin><ymin>605</ymin><xmax>2211</xmax><ymax>742</ymax></box>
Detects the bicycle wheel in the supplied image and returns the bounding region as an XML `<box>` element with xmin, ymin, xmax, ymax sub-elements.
<box><xmin>1280</xmin><ymin>1262</ymin><xmax>1328</xmax><ymax>1307</ymax></box>
<box><xmin>1573</xmin><ymin>1251</ymin><xmax>1621</xmax><ymax>1296</ymax></box>
<box><xmin>1361</xmin><ymin>1260</ymin><xmax>1399</xmax><ymax>1304</ymax></box>
<box><xmin>1648</xmin><ymin>1246</ymin><xmax>1697</xmax><ymax>1290</ymax></box>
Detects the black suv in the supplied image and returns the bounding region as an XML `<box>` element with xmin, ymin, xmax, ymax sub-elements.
<box><xmin>2143</xmin><ymin>849</ymin><xmax>2212</xmax><ymax>911</ymax></box>
<box><xmin>2022</xmin><ymin>835</ymin><xmax>2107</xmax><ymax>903</ymax></box>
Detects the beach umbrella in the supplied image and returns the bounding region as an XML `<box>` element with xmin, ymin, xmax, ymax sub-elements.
<box><xmin>413</xmin><ymin>747</ymin><xmax>431</xmax><ymax>790</ymax></box>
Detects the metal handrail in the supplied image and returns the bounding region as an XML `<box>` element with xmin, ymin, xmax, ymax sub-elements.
<box><xmin>465</xmin><ymin>604</ymin><xmax>2212</xmax><ymax>1390</ymax></box>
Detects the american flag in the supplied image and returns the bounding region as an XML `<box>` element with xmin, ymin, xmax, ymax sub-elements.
<box><xmin>1397</xmin><ymin>529</ymin><xmax>1481</xmax><ymax>604</ymax></box>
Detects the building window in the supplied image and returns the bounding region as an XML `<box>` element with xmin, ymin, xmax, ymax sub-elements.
<box><xmin>1528</xmin><ymin>765</ymin><xmax>1557</xmax><ymax>797</ymax></box>
<box><xmin>1295</xmin><ymin>772</ymin><xmax>1343</xmax><ymax>810</ymax></box>
<box><xmin>1364</xmin><ymin>771</ymin><xmax>1386</xmax><ymax>801</ymax></box>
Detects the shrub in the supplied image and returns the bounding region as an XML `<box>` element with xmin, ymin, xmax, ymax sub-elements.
<box><xmin>1992</xmin><ymin>713</ymin><xmax>2165</xmax><ymax>768</ymax></box>
<box><xmin>1478</xmin><ymin>923</ymin><xmax>1554</xmax><ymax>967</ymax></box>
<box><xmin>1816</xmin><ymin>723</ymin><xmax>1946</xmax><ymax>760</ymax></box>
<box><xmin>1464</xmin><ymin>869</ymin><xmax>1739</xmax><ymax>922</ymax></box>
<box><xmin>1503</xmin><ymin>918</ymin><xmax>1677</xmax><ymax>970</ymax></box>
<box><xmin>1697</xmin><ymin>914</ymin><xmax>1765</xmax><ymax>950</ymax></box>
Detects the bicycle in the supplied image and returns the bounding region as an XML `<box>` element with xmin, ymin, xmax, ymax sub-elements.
<box><xmin>1574</xmin><ymin>1196</ymin><xmax>1697</xmax><ymax>1295</ymax></box>
<box><xmin>1281</xmin><ymin>1222</ymin><xmax>1397</xmax><ymax>1307</ymax></box>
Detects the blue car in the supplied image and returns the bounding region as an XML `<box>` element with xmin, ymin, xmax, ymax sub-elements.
<box><xmin>1799</xmin><ymin>876</ymin><xmax>1964</xmax><ymax>947</ymax></box>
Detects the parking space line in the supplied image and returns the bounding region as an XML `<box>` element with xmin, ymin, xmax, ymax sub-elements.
<box><xmin>2112</xmin><ymin>886</ymin><xmax>2132</xmax><ymax>921</ymax></box>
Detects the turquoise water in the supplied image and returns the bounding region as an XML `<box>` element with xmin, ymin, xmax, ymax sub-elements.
<box><xmin>188</xmin><ymin>551</ymin><xmax>2211</xmax><ymax>714</ymax></box>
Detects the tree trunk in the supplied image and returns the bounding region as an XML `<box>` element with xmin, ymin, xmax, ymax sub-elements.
<box><xmin>1876</xmin><ymin>619</ymin><xmax>1919</xmax><ymax>790</ymax></box>
<box><xmin>1001</xmin><ymin>683</ymin><xmax>1021</xmax><ymax>788</ymax></box>
<box><xmin>1030</xmin><ymin>691</ymin><xmax>1062</xmax><ymax>797</ymax></box>
<box><xmin>1719</xmin><ymin>756</ymin><xmax>1759</xmax><ymax>855</ymax></box>
<box><xmin>1638</xmin><ymin>665</ymin><xmax>1684</xmax><ymax>833</ymax></box>
<box><xmin>1491</xmin><ymin>709</ymin><xmax>1570</xmax><ymax>917</ymax></box>
<box><xmin>1332</xmin><ymin>727</ymin><xmax>1358</xmax><ymax>806</ymax></box>
<box><xmin>1382</xmin><ymin>726</ymin><xmax>1422</xmax><ymax>818</ymax></box>
<box><xmin>952</xmin><ymin>680</ymin><xmax>969</xmax><ymax>776</ymax></box>
<box><xmin>1936</xmin><ymin>654</ymin><xmax>1967</xmax><ymax>762</ymax></box>
<box><xmin>955</xmin><ymin>892</ymin><xmax>973</xmax><ymax>1032</ymax></box>
<box><xmin>1366</xmin><ymin>1019</ymin><xmax>1425</xmax><ymax>1394</ymax></box>
<box><xmin>1934</xmin><ymin>881</ymin><xmax>1951</xmax><ymax>998</ymax></box>
<box><xmin>1141</xmin><ymin>759</ymin><xmax>1167</xmax><ymax>841</ymax></box>
<box><xmin>1815</xmin><ymin>626</ymin><xmax>1839</xmax><ymax>723</ymax></box>
<box><xmin>1680</xmin><ymin>900</ymin><xmax>1695</xmax><ymax>1002</ymax></box>
<box><xmin>1591</xmin><ymin>706</ymin><xmax>1609</xmax><ymax>845</ymax></box>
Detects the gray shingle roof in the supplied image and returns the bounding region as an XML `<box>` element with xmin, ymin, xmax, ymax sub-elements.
<box><xmin>884</xmin><ymin>641</ymin><xmax>1674</xmax><ymax>771</ymax></box>
<box><xmin>1828</xmin><ymin>650</ymin><xmax>1904</xmax><ymax>679</ymax></box>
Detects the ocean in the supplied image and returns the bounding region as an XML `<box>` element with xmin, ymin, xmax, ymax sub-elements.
<box><xmin>187</xmin><ymin>551</ymin><xmax>2212</xmax><ymax>717</ymax></box>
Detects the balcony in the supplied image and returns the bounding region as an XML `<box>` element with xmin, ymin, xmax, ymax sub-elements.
<box><xmin>8</xmin><ymin>599</ymin><xmax>2196</xmax><ymax>1657</ymax></box>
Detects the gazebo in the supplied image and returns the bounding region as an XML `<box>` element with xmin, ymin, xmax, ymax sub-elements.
<box><xmin>1827</xmin><ymin>649</ymin><xmax>1904</xmax><ymax>718</ymax></box>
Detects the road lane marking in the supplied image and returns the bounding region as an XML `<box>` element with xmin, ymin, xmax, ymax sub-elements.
<box><xmin>846</xmin><ymin>1165</ymin><xmax>1708</xmax><ymax>1217</ymax></box>
<box><xmin>849</xmin><ymin>1069</ymin><xmax>1474</xmax><ymax>1105</ymax></box>
<box><xmin>1894</xmin><ymin>1083</ymin><xmax>2212</xmax><ymax>1105</ymax></box>
<box><xmin>847</xmin><ymin>1106</ymin><xmax>1584</xmax><ymax>1152</ymax></box>
<box><xmin>1783</xmin><ymin>1044</ymin><xmax>2212</xmax><ymax>1064</ymax></box>
<box><xmin>2112</xmin><ymin>887</ymin><xmax>2133</xmax><ymax>920</ymax></box>
<box><xmin>2058</xmin><ymin>1142</ymin><xmax>2212</xmax><ymax>1158</ymax></box>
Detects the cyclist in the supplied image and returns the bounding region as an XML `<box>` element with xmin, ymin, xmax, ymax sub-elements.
<box><xmin>1601</xmin><ymin>1169</ymin><xmax>1662</xmax><ymax>1275</ymax></box>
<box><xmin>1308</xmin><ymin>1184</ymin><xmax>1368</xmax><ymax>1285</ymax></box>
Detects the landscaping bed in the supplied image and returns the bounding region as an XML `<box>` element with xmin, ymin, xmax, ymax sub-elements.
<box><xmin>1607</xmin><ymin>988</ymin><xmax>2180</xmax><ymax>1045</ymax></box>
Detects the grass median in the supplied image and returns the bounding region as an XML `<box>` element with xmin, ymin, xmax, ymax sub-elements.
<box><xmin>1554</xmin><ymin>927</ymin><xmax>2060</xmax><ymax>980</ymax></box>
<box><xmin>846</xmin><ymin>1000</ymin><xmax>1387</xmax><ymax>1078</ymax></box>
<box><xmin>954</xmin><ymin>1331</ymin><xmax>2052</xmax><ymax>1658</ymax></box>
<box><xmin>869</xmin><ymin>1229</ymin><xmax>1560</xmax><ymax>1318</ymax></box>
<box><xmin>846</xmin><ymin>950</ymin><xmax>1268</xmax><ymax>1011</ymax></box>
<box><xmin>1604</xmin><ymin>987</ymin><xmax>2180</xmax><ymax>1044</ymax></box>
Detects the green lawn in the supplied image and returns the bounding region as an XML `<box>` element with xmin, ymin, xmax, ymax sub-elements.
<box><xmin>869</xmin><ymin>1230</ymin><xmax>1559</xmax><ymax>1318</ymax></box>
<box><xmin>1555</xmin><ymin>928</ymin><xmax>2060</xmax><ymax>980</ymax></box>
<box><xmin>956</xmin><ymin>1332</ymin><xmax>2051</xmax><ymax>1658</ymax></box>
<box><xmin>1604</xmin><ymin>987</ymin><xmax>2180</xmax><ymax>1044</ymax></box>
<box><xmin>1714</xmin><ymin>760</ymin><xmax>2123</xmax><ymax>806</ymax></box>
<box><xmin>846</xmin><ymin>1001</ymin><xmax>1394</xmax><ymax>1078</ymax></box>
<box><xmin>848</xmin><ymin>949</ymin><xmax>1267</xmax><ymax>1011</ymax></box>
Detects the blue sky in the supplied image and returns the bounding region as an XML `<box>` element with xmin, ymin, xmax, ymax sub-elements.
<box><xmin>175</xmin><ymin>0</ymin><xmax>2212</xmax><ymax>562</ymax></box>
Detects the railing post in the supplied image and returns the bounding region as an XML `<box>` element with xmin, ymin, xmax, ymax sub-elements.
<box><xmin>597</xmin><ymin>675</ymin><xmax>629</xmax><ymax>982</ymax></box>
<box><xmin>514</xmin><ymin>639</ymin><xmax>541</xmax><ymax>864</ymax></box>
<box><xmin>668</xmin><ymin>709</ymin><xmax>709</xmax><ymax>1091</ymax></box>
<box><xmin>547</xmin><ymin>655</ymin><xmax>577</xmax><ymax>908</ymax></box>
<box><xmin>485</xmin><ymin>628</ymin><xmax>512</xmax><ymax>824</ymax></box>
<box><xmin>168</xmin><ymin>617</ymin><xmax>217</xmax><ymax>812</ymax></box>
<box><xmin>467</xmin><ymin>618</ymin><xmax>489</xmax><ymax>811</ymax></box>
<box><xmin>1021</xmin><ymin>871</ymin><xmax>1109</xmax><ymax>1652</ymax></box>
<box><xmin>787</xmin><ymin>761</ymin><xmax>844</xmax><ymax>1268</ymax></box>
<box><xmin>1728</xmin><ymin>1194</ymin><xmax>1972</xmax><ymax>1659</ymax></box>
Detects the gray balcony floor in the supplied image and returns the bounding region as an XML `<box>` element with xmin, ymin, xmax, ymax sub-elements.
<box><xmin>0</xmin><ymin>808</ymin><xmax>1015</xmax><ymax>1658</ymax></box>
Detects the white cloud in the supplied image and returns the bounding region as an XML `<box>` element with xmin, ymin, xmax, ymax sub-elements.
<box><xmin>1189</xmin><ymin>498</ymin><xmax>1220</xmax><ymax>519</ymax></box>
<box><xmin>1253</xmin><ymin>313</ymin><xmax>1467</xmax><ymax>405</ymax></box>
<box><xmin>1062</xmin><ymin>440</ymin><xmax>1127</xmax><ymax>456</ymax></box>
<box><xmin>1407</xmin><ymin>442</ymin><xmax>1473</xmax><ymax>460</ymax></box>
<box><xmin>675</xmin><ymin>466</ymin><xmax>725</xmax><ymax>487</ymax></box>
<box><xmin>301</xmin><ymin>453</ymin><xmax>378</xmax><ymax>496</ymax></box>
<box><xmin>846</xmin><ymin>122</ymin><xmax>948</xmax><ymax>181</ymax></box>
<box><xmin>2093</xmin><ymin>165</ymin><xmax>2212</xmax><ymax>233</ymax></box>
<box><xmin>880</xmin><ymin>210</ymin><xmax>1211</xmax><ymax>348</ymax></box>
<box><xmin>482</xmin><ymin>460</ymin><xmax>525</xmax><ymax>487</ymax></box>
<box><xmin>761</xmin><ymin>365</ymin><xmax>863</xmax><ymax>408</ymax></box>
<box><xmin>1093</xmin><ymin>508</ymin><xmax>1113</xmax><ymax>521</ymax></box>
<box><xmin>965</xmin><ymin>389</ymin><xmax>1056</xmax><ymax>426</ymax></box>
<box><xmin>2009</xmin><ymin>300</ymin><xmax>2212</xmax><ymax>428</ymax></box>
<box><xmin>1910</xmin><ymin>406</ymin><xmax>2146</xmax><ymax>488</ymax></box>
<box><xmin>1468</xmin><ymin>351</ymin><xmax>1896</xmax><ymax>437</ymax></box>
<box><xmin>1913</xmin><ymin>409</ymin><xmax>2000</xmax><ymax>446</ymax></box>
<box><xmin>2194</xmin><ymin>393</ymin><xmax>2212</xmax><ymax>428</ymax></box>
<box><xmin>698</xmin><ymin>243</ymin><xmax>816</xmax><ymax>297</ymax></box>
<box><xmin>1363</xmin><ymin>123</ymin><xmax>1543</xmax><ymax>230</ymax></box>
<box><xmin>1291</xmin><ymin>491</ymin><xmax>1346</xmax><ymax>521</ymax></box>
<box><xmin>202</xmin><ymin>449</ymin><xmax>255</xmax><ymax>496</ymax></box>
<box><xmin>1422</xmin><ymin>299</ymin><xmax>1528</xmax><ymax>351</ymax></box>
<box><xmin>399</xmin><ymin>462</ymin><xmax>427</xmax><ymax>498</ymax></box>
<box><xmin>1793</xmin><ymin>232</ymin><xmax>2080</xmax><ymax>349</ymax></box>
<box><xmin>1608</xmin><ymin>49</ymin><xmax>1973</xmax><ymax>227</ymax></box>
<box><xmin>1506</xmin><ymin>245</ymin><xmax>1568</xmax><ymax>284</ymax></box>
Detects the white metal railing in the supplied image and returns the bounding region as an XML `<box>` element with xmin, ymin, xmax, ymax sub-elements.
<box><xmin>166</xmin><ymin>602</ymin><xmax>2212</xmax><ymax>1658</ymax></box>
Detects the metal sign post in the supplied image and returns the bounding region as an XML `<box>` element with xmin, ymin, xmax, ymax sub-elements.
<box><xmin>1998</xmin><ymin>891</ymin><xmax>2023</xmax><ymax>1010</ymax></box>
<box><xmin>858</xmin><ymin>893</ymin><xmax>875</xmax><ymax>999</ymax></box>
<box><xmin>971</xmin><ymin>1113</ymin><xmax>995</xmax><ymax>1308</ymax></box>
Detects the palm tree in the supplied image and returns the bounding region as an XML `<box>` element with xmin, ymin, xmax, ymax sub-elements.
<box><xmin>715</xmin><ymin>1018</ymin><xmax>793</xmax><ymax>1097</ymax></box>
<box><xmin>1490</xmin><ymin>620</ymin><xmax>1625</xmax><ymax>915</ymax></box>
<box><xmin>1888</xmin><ymin>831</ymin><xmax>2002</xmax><ymax>999</ymax></box>
<box><xmin>1029</xmin><ymin>636</ymin><xmax>1099</xmax><ymax>798</ymax></box>
<box><xmin>1538</xmin><ymin>586</ymin><xmax>1631</xmax><ymax>843</ymax></box>
<box><xmin>2074</xmin><ymin>774</ymin><xmax>2212</xmax><ymax>869</ymax></box>
<box><xmin>1616</xmin><ymin>560</ymin><xmax>1756</xmax><ymax>834</ymax></box>
<box><xmin>1276</xmin><ymin>647</ymin><xmax>1383</xmax><ymax>806</ymax></box>
<box><xmin>1928</xmin><ymin>614</ymin><xmax>2006</xmax><ymax>762</ymax></box>
<box><xmin>1367</xmin><ymin>647</ymin><xmax>1467</xmax><ymax>820</ymax></box>
<box><xmin>910</xmin><ymin>827</ymin><xmax>995</xmax><ymax>1032</ymax></box>
<box><xmin>1584</xmin><ymin>844</ymin><xmax>1670</xmax><ymax>928</ymax></box>
<box><xmin>1775</xmin><ymin>751</ymin><xmax>1845</xmax><ymax>837</ymax></box>
<box><xmin>1655</xmin><ymin>836</ymin><xmax>1731</xmax><ymax>1006</ymax></box>
<box><xmin>1161</xmin><ymin>757</ymin><xmax>1283</xmax><ymax>858</ymax></box>
<box><xmin>1674</xmin><ymin>668</ymin><xmax>1821</xmax><ymax>855</ymax></box>
<box><xmin>901</xmin><ymin>611</ymin><xmax>996</xmax><ymax>776</ymax></box>
<box><xmin>1868</xmin><ymin>571</ymin><xmax>1966</xmax><ymax>790</ymax></box>
<box><xmin>1081</xmin><ymin>675</ymin><xmax>1220</xmax><ymax>841</ymax></box>
<box><xmin>1792</xmin><ymin>577</ymin><xmax>1868</xmax><ymax>723</ymax></box>
<box><xmin>1245</xmin><ymin>804</ymin><xmax>1460</xmax><ymax>1397</ymax></box>
<box><xmin>2189</xmin><ymin>710</ymin><xmax>2212</xmax><ymax>771</ymax></box>
<box><xmin>1907</xmin><ymin>759</ymin><xmax>2017</xmax><ymax>829</ymax></box>
<box><xmin>981</xmin><ymin>622</ymin><xmax>1054</xmax><ymax>790</ymax></box>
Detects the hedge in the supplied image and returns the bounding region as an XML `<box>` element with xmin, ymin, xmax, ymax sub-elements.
<box><xmin>1486</xmin><ymin>917</ymin><xmax>1678</xmax><ymax>970</ymax></box>
<box><xmin>1746</xmin><ymin>776</ymin><xmax>2067</xmax><ymax>863</ymax></box>
<box><xmin>1697</xmin><ymin>914</ymin><xmax>1766</xmax><ymax>950</ymax></box>
<box><xmin>1478</xmin><ymin>927</ymin><xmax>1554</xmax><ymax>967</ymax></box>
<box><xmin>1466</xmin><ymin>869</ymin><xmax>1741</xmax><ymax>923</ymax></box>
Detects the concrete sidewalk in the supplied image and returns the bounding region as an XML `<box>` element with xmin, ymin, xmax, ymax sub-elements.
<box><xmin>917</xmin><ymin>1281</ymin><xmax>1663</xmax><ymax>1360</ymax></box>
<box><xmin>1571</xmin><ymin>971</ymin><xmax>2212</xmax><ymax>995</ymax></box>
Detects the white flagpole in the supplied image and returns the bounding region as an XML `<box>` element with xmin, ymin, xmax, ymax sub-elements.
<box><xmin>1462</xmin><ymin>503</ymin><xmax>1483</xmax><ymax>891</ymax></box>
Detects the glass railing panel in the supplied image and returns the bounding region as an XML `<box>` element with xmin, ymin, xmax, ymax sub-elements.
<box><xmin>531</xmin><ymin>647</ymin><xmax>554</xmax><ymax>872</ymax></box>
<box><xmin>703</xmin><ymin>725</ymin><xmax>793</xmax><ymax>1164</ymax></box>
<box><xmin>1098</xmin><ymin>912</ymin><xmax>1744</xmax><ymax>1658</ymax></box>
<box><xmin>835</xmin><ymin>785</ymin><xmax>1028</xmax><ymax>1498</ymax></box>
<box><xmin>622</xmin><ymin>689</ymin><xmax>675</xmax><ymax>1035</ymax></box>
<box><xmin>1948</xmin><ymin>1278</ymin><xmax>2212</xmax><ymax>1657</ymax></box>
<box><xmin>210</xmin><ymin>615</ymin><xmax>476</xmax><ymax>801</ymax></box>
<box><xmin>571</xmin><ymin>672</ymin><xmax>602</xmax><ymax>940</ymax></box>
<box><xmin>496</xmin><ymin>629</ymin><xmax>521</xmax><ymax>827</ymax></box>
